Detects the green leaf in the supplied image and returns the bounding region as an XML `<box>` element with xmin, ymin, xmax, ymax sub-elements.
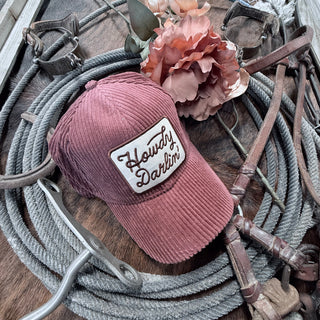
<box><xmin>140</xmin><ymin>41</ymin><xmax>151</xmax><ymax>61</ymax></box>
<box><xmin>127</xmin><ymin>0</ymin><xmax>159</xmax><ymax>41</ymax></box>
<box><xmin>124</xmin><ymin>34</ymin><xmax>143</xmax><ymax>54</ymax></box>
<box><xmin>140</xmin><ymin>33</ymin><xmax>157</xmax><ymax>60</ymax></box>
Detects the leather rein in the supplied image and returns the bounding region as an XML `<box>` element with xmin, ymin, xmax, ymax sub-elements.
<box><xmin>223</xmin><ymin>23</ymin><xmax>320</xmax><ymax>319</ymax></box>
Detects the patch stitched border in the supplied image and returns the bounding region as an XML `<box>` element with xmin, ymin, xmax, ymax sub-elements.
<box><xmin>109</xmin><ymin>117</ymin><xmax>186</xmax><ymax>193</ymax></box>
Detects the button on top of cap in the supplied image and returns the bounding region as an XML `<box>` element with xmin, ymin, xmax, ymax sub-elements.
<box><xmin>85</xmin><ymin>80</ymin><xmax>98</xmax><ymax>90</ymax></box>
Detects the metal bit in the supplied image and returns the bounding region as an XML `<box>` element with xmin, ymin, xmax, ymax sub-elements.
<box><xmin>21</xmin><ymin>178</ymin><xmax>142</xmax><ymax>320</ymax></box>
<box><xmin>37</xmin><ymin>178</ymin><xmax>142</xmax><ymax>288</ymax></box>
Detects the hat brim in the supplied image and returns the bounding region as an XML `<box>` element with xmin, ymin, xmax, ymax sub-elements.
<box><xmin>109</xmin><ymin>142</ymin><xmax>234</xmax><ymax>264</ymax></box>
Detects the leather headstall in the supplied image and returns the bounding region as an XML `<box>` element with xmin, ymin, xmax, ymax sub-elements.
<box><xmin>223</xmin><ymin>16</ymin><xmax>318</xmax><ymax>318</ymax></box>
<box><xmin>22</xmin><ymin>13</ymin><xmax>84</xmax><ymax>75</ymax></box>
<box><xmin>0</xmin><ymin>112</ymin><xmax>56</xmax><ymax>189</ymax></box>
<box><xmin>221</xmin><ymin>1</ymin><xmax>282</xmax><ymax>60</ymax></box>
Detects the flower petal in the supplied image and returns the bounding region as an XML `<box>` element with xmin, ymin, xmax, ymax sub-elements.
<box><xmin>145</xmin><ymin>0</ymin><xmax>169</xmax><ymax>14</ymax></box>
<box><xmin>169</xmin><ymin>51</ymin><xmax>205</xmax><ymax>72</ymax></box>
<box><xmin>197</xmin><ymin>69</ymin><xmax>249</xmax><ymax>114</ymax></box>
<box><xmin>169</xmin><ymin>0</ymin><xmax>210</xmax><ymax>17</ymax></box>
<box><xmin>150</xmin><ymin>58</ymin><xmax>164</xmax><ymax>84</ymax></box>
<box><xmin>191</xmin><ymin>63</ymin><xmax>210</xmax><ymax>83</ymax></box>
<box><xmin>186</xmin><ymin>2</ymin><xmax>211</xmax><ymax>17</ymax></box>
<box><xmin>176</xmin><ymin>98</ymin><xmax>220</xmax><ymax>121</ymax></box>
<box><xmin>169</xmin><ymin>46</ymin><xmax>217</xmax><ymax>72</ymax></box>
<box><xmin>162</xmin><ymin>45</ymin><xmax>182</xmax><ymax>66</ymax></box>
<box><xmin>162</xmin><ymin>70</ymin><xmax>199</xmax><ymax>102</ymax></box>
<box><xmin>179</xmin><ymin>70</ymin><xmax>249</xmax><ymax>120</ymax></box>
<box><xmin>168</xmin><ymin>0</ymin><xmax>188</xmax><ymax>17</ymax></box>
<box><xmin>196</xmin><ymin>56</ymin><xmax>215</xmax><ymax>73</ymax></box>
<box><xmin>179</xmin><ymin>15</ymin><xmax>211</xmax><ymax>41</ymax></box>
<box><xmin>141</xmin><ymin>15</ymin><xmax>249</xmax><ymax>121</ymax></box>
<box><xmin>224</xmin><ymin>68</ymin><xmax>250</xmax><ymax>101</ymax></box>
<box><xmin>175</xmin><ymin>0</ymin><xmax>198</xmax><ymax>11</ymax></box>
<box><xmin>204</xmin><ymin>78</ymin><xmax>228</xmax><ymax>106</ymax></box>
<box><xmin>163</xmin><ymin>18</ymin><xmax>174</xmax><ymax>28</ymax></box>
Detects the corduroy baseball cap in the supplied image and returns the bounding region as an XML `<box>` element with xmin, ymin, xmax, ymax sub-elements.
<box><xmin>49</xmin><ymin>72</ymin><xmax>234</xmax><ymax>264</ymax></box>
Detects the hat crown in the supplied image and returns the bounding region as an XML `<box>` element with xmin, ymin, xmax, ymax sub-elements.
<box><xmin>52</xmin><ymin>72</ymin><xmax>189</xmax><ymax>204</ymax></box>
<box><xmin>49</xmin><ymin>72</ymin><xmax>234</xmax><ymax>264</ymax></box>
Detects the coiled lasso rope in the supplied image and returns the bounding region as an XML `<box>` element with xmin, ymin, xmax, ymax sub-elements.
<box><xmin>0</xmin><ymin>1</ymin><xmax>319</xmax><ymax>319</ymax></box>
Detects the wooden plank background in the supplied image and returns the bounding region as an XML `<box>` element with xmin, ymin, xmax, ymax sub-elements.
<box><xmin>0</xmin><ymin>0</ymin><xmax>44</xmax><ymax>94</ymax></box>
<box><xmin>297</xmin><ymin>0</ymin><xmax>320</xmax><ymax>73</ymax></box>
<box><xmin>0</xmin><ymin>0</ymin><xmax>27</xmax><ymax>50</ymax></box>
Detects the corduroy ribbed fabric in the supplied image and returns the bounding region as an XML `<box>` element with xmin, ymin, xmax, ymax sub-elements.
<box><xmin>49</xmin><ymin>72</ymin><xmax>234</xmax><ymax>263</ymax></box>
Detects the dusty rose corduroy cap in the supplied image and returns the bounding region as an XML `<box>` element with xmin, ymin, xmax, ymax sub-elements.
<box><xmin>49</xmin><ymin>72</ymin><xmax>234</xmax><ymax>264</ymax></box>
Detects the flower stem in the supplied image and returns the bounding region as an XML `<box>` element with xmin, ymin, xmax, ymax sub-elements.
<box><xmin>102</xmin><ymin>0</ymin><xmax>132</xmax><ymax>33</ymax></box>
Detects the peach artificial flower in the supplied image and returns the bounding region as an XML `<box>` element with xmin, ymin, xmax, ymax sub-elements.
<box><xmin>145</xmin><ymin>0</ymin><xmax>169</xmax><ymax>16</ymax></box>
<box><xmin>169</xmin><ymin>0</ymin><xmax>210</xmax><ymax>17</ymax></box>
<box><xmin>141</xmin><ymin>15</ymin><xmax>249</xmax><ymax>121</ymax></box>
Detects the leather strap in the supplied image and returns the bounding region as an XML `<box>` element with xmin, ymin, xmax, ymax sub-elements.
<box><xmin>22</xmin><ymin>14</ymin><xmax>84</xmax><ymax>75</ymax></box>
<box><xmin>224</xmin><ymin>223</ymin><xmax>281</xmax><ymax>319</ymax></box>
<box><xmin>222</xmin><ymin>1</ymin><xmax>278</xmax><ymax>27</ymax></box>
<box><xmin>232</xmin><ymin>215</ymin><xmax>308</xmax><ymax>270</ymax></box>
<box><xmin>225</xmin><ymin>35</ymin><xmax>314</xmax><ymax>318</ymax></box>
<box><xmin>244</xmin><ymin>26</ymin><xmax>313</xmax><ymax>74</ymax></box>
<box><xmin>299</xmin><ymin>293</ymin><xmax>318</xmax><ymax>320</ymax></box>
<box><xmin>293</xmin><ymin>62</ymin><xmax>320</xmax><ymax>206</ymax></box>
<box><xmin>35</xmin><ymin>38</ymin><xmax>83</xmax><ymax>75</ymax></box>
<box><xmin>222</xmin><ymin>1</ymin><xmax>280</xmax><ymax>60</ymax></box>
<box><xmin>224</xmin><ymin>223</ymin><xmax>262</xmax><ymax>304</ymax></box>
<box><xmin>0</xmin><ymin>112</ymin><xmax>56</xmax><ymax>189</ymax></box>
<box><xmin>294</xmin><ymin>244</ymin><xmax>319</xmax><ymax>282</ymax></box>
<box><xmin>23</xmin><ymin>13</ymin><xmax>79</xmax><ymax>56</ymax></box>
<box><xmin>224</xmin><ymin>64</ymin><xmax>288</xmax><ymax>319</ymax></box>
<box><xmin>295</xmin><ymin>263</ymin><xmax>318</xmax><ymax>282</ymax></box>
<box><xmin>230</xmin><ymin>63</ymin><xmax>287</xmax><ymax>206</ymax></box>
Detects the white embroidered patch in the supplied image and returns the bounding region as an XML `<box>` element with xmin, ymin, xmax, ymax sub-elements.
<box><xmin>110</xmin><ymin>118</ymin><xmax>185</xmax><ymax>193</ymax></box>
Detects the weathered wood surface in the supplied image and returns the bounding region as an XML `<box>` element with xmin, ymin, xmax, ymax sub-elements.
<box><xmin>0</xmin><ymin>0</ymin><xmax>44</xmax><ymax>94</ymax></box>
<box><xmin>0</xmin><ymin>0</ymin><xmax>27</xmax><ymax>50</ymax></box>
<box><xmin>0</xmin><ymin>0</ymin><xmax>27</xmax><ymax>49</ymax></box>
<box><xmin>297</xmin><ymin>0</ymin><xmax>320</xmax><ymax>73</ymax></box>
<box><xmin>0</xmin><ymin>0</ymin><xmax>318</xmax><ymax>319</ymax></box>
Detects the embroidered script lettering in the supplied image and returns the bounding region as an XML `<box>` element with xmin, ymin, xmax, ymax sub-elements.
<box><xmin>117</xmin><ymin>125</ymin><xmax>181</xmax><ymax>186</ymax></box>
<box><xmin>135</xmin><ymin>148</ymin><xmax>180</xmax><ymax>187</ymax></box>
<box><xmin>110</xmin><ymin>118</ymin><xmax>185</xmax><ymax>193</ymax></box>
